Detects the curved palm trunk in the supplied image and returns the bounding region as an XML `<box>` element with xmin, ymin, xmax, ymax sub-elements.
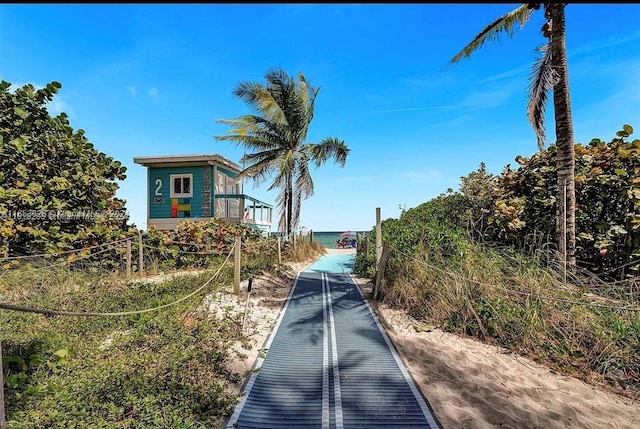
<box><xmin>286</xmin><ymin>174</ymin><xmax>293</xmax><ymax>236</ymax></box>
<box><xmin>548</xmin><ymin>3</ymin><xmax>576</xmax><ymax>270</ymax></box>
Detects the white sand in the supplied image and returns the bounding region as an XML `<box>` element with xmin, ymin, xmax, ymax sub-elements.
<box><xmin>222</xmin><ymin>248</ymin><xmax>640</xmax><ymax>428</ymax></box>
<box><xmin>367</xmin><ymin>298</ymin><xmax>640</xmax><ymax>428</ymax></box>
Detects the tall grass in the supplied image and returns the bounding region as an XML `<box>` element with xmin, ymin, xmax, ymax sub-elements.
<box><xmin>282</xmin><ymin>236</ymin><xmax>326</xmax><ymax>262</ymax></box>
<box><xmin>356</xmin><ymin>228</ymin><xmax>640</xmax><ymax>400</ymax></box>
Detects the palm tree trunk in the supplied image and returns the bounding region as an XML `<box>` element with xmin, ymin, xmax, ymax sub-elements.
<box><xmin>548</xmin><ymin>3</ymin><xmax>576</xmax><ymax>270</ymax></box>
<box><xmin>286</xmin><ymin>174</ymin><xmax>293</xmax><ymax>236</ymax></box>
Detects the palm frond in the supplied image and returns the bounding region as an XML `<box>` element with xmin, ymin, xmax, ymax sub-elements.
<box><xmin>216</xmin><ymin>115</ymin><xmax>276</xmax><ymax>128</ymax></box>
<box><xmin>449</xmin><ymin>4</ymin><xmax>534</xmax><ymax>65</ymax></box>
<box><xmin>290</xmin><ymin>169</ymin><xmax>307</xmax><ymax>233</ymax></box>
<box><xmin>291</xmin><ymin>186</ymin><xmax>303</xmax><ymax>231</ymax></box>
<box><xmin>303</xmin><ymin>138</ymin><xmax>350</xmax><ymax>168</ymax></box>
<box><xmin>294</xmin><ymin>72</ymin><xmax>320</xmax><ymax>143</ymax></box>
<box><xmin>232</xmin><ymin>81</ymin><xmax>264</xmax><ymax>111</ymax></box>
<box><xmin>215</xmin><ymin>116</ymin><xmax>271</xmax><ymax>137</ymax></box>
<box><xmin>234</xmin><ymin>81</ymin><xmax>287</xmax><ymax>126</ymax></box>
<box><xmin>215</xmin><ymin>128</ymin><xmax>283</xmax><ymax>151</ymax></box>
<box><xmin>267</xmin><ymin>168</ymin><xmax>288</xmax><ymax>192</ymax></box>
<box><xmin>526</xmin><ymin>43</ymin><xmax>559</xmax><ymax>151</ymax></box>
<box><xmin>265</xmin><ymin>68</ymin><xmax>296</xmax><ymax>126</ymax></box>
<box><xmin>297</xmin><ymin>72</ymin><xmax>309</xmax><ymax>116</ymax></box>
<box><xmin>274</xmin><ymin>190</ymin><xmax>287</xmax><ymax>233</ymax></box>
<box><xmin>294</xmin><ymin>152</ymin><xmax>315</xmax><ymax>201</ymax></box>
<box><xmin>265</xmin><ymin>150</ymin><xmax>296</xmax><ymax>192</ymax></box>
<box><xmin>215</xmin><ymin>115</ymin><xmax>288</xmax><ymax>151</ymax></box>
<box><xmin>274</xmin><ymin>172</ymin><xmax>294</xmax><ymax>233</ymax></box>
<box><xmin>240</xmin><ymin>148</ymin><xmax>283</xmax><ymax>167</ymax></box>
<box><xmin>265</xmin><ymin>69</ymin><xmax>315</xmax><ymax>146</ymax></box>
<box><xmin>240</xmin><ymin>151</ymin><xmax>281</xmax><ymax>187</ymax></box>
<box><xmin>213</xmin><ymin>134</ymin><xmax>273</xmax><ymax>150</ymax></box>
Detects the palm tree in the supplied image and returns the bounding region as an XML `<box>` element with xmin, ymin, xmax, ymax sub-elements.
<box><xmin>449</xmin><ymin>3</ymin><xmax>576</xmax><ymax>269</ymax></box>
<box><xmin>215</xmin><ymin>68</ymin><xmax>350</xmax><ymax>236</ymax></box>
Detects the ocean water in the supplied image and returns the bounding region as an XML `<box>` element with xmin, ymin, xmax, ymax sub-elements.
<box><xmin>310</xmin><ymin>231</ymin><xmax>368</xmax><ymax>249</ymax></box>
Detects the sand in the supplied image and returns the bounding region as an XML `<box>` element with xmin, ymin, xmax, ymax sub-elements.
<box><xmin>221</xmin><ymin>248</ymin><xmax>640</xmax><ymax>429</ymax></box>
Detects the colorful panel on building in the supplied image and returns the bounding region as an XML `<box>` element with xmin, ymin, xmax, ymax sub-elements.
<box><xmin>171</xmin><ymin>198</ymin><xmax>191</xmax><ymax>217</ymax></box>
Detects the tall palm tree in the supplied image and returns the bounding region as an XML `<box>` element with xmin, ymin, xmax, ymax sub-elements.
<box><xmin>449</xmin><ymin>3</ymin><xmax>576</xmax><ymax>269</ymax></box>
<box><xmin>215</xmin><ymin>68</ymin><xmax>349</xmax><ymax>235</ymax></box>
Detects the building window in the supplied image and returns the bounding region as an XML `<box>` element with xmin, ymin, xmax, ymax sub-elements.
<box><xmin>170</xmin><ymin>174</ymin><xmax>193</xmax><ymax>198</ymax></box>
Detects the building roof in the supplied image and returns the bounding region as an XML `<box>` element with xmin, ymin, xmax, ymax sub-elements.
<box><xmin>132</xmin><ymin>154</ymin><xmax>242</xmax><ymax>172</ymax></box>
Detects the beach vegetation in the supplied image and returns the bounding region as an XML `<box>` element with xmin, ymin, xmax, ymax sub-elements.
<box><xmin>0</xmin><ymin>81</ymin><xmax>130</xmax><ymax>260</ymax></box>
<box><xmin>355</xmin><ymin>126</ymin><xmax>640</xmax><ymax>400</ymax></box>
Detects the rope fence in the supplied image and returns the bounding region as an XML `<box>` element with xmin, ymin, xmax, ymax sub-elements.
<box><xmin>1</xmin><ymin>232</ymin><xmax>288</xmax><ymax>278</ymax></box>
<box><xmin>0</xmin><ymin>243</ymin><xmax>130</xmax><ymax>274</ymax></box>
<box><xmin>0</xmin><ymin>239</ymin><xmax>241</xmax><ymax>428</ymax></box>
<box><xmin>0</xmin><ymin>242</ymin><xmax>235</xmax><ymax>318</ymax></box>
<box><xmin>0</xmin><ymin>230</ymin><xmax>315</xmax><ymax>318</ymax></box>
<box><xmin>140</xmin><ymin>243</ymin><xmax>233</xmax><ymax>256</ymax></box>
<box><xmin>1</xmin><ymin>236</ymin><xmax>135</xmax><ymax>261</ymax></box>
<box><xmin>0</xmin><ymin>229</ymin><xmax>293</xmax><ymax>318</ymax></box>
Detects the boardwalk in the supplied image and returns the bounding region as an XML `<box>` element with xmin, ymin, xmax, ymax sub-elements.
<box><xmin>224</xmin><ymin>254</ymin><xmax>441</xmax><ymax>429</ymax></box>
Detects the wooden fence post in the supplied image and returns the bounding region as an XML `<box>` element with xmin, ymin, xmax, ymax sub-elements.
<box><xmin>373</xmin><ymin>242</ymin><xmax>389</xmax><ymax>300</ymax></box>
<box><xmin>277</xmin><ymin>236</ymin><xmax>282</xmax><ymax>264</ymax></box>
<box><xmin>126</xmin><ymin>239</ymin><xmax>132</xmax><ymax>278</ymax></box>
<box><xmin>138</xmin><ymin>230</ymin><xmax>144</xmax><ymax>276</ymax></box>
<box><xmin>234</xmin><ymin>235</ymin><xmax>241</xmax><ymax>295</ymax></box>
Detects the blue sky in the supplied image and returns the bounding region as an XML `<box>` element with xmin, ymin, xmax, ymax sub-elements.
<box><xmin>1</xmin><ymin>4</ymin><xmax>639</xmax><ymax>232</ymax></box>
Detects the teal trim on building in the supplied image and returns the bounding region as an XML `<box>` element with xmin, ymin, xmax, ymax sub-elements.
<box><xmin>216</xmin><ymin>165</ymin><xmax>239</xmax><ymax>179</ymax></box>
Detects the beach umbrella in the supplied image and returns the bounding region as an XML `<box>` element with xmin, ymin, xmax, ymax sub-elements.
<box><xmin>340</xmin><ymin>230</ymin><xmax>353</xmax><ymax>237</ymax></box>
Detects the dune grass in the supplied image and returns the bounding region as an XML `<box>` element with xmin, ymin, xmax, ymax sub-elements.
<box><xmin>355</xmin><ymin>231</ymin><xmax>640</xmax><ymax>400</ymax></box>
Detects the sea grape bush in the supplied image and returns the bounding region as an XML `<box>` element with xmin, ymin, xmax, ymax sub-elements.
<box><xmin>0</xmin><ymin>81</ymin><xmax>130</xmax><ymax>258</ymax></box>
<box><xmin>491</xmin><ymin>125</ymin><xmax>640</xmax><ymax>279</ymax></box>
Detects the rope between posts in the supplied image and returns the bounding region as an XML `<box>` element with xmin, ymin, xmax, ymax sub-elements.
<box><xmin>2</xmin><ymin>236</ymin><xmax>135</xmax><ymax>261</ymax></box>
<box><xmin>0</xmin><ymin>243</ymin><xmax>127</xmax><ymax>273</ymax></box>
<box><xmin>0</xmin><ymin>242</ymin><xmax>236</xmax><ymax>317</ymax></box>
<box><xmin>141</xmin><ymin>243</ymin><xmax>232</xmax><ymax>256</ymax></box>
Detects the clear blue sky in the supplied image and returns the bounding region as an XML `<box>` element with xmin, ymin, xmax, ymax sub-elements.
<box><xmin>1</xmin><ymin>4</ymin><xmax>638</xmax><ymax>232</ymax></box>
